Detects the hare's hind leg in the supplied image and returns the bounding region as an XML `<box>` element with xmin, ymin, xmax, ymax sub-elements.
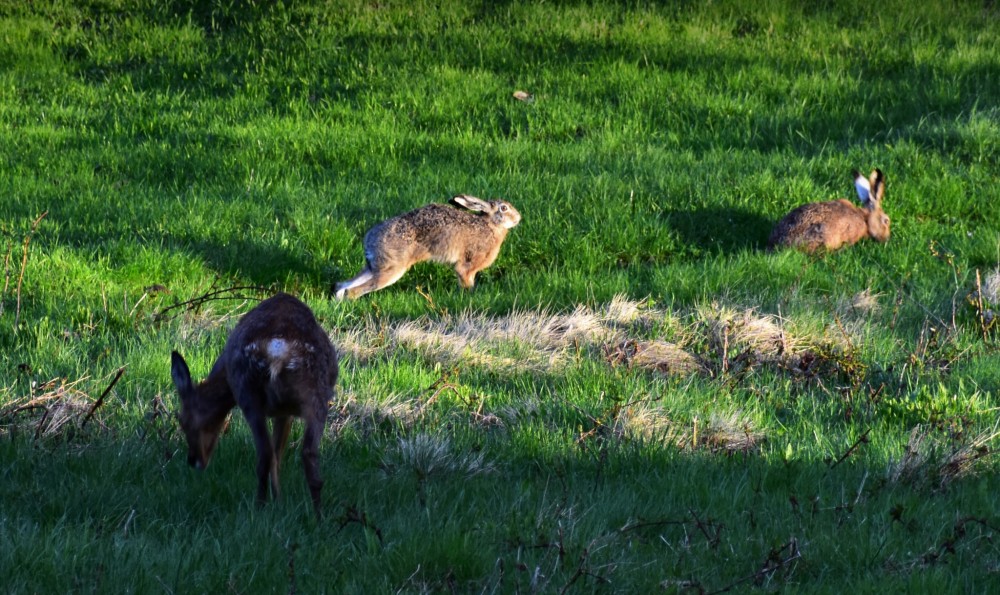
<box><xmin>335</xmin><ymin>268</ymin><xmax>373</xmax><ymax>300</ymax></box>
<box><xmin>335</xmin><ymin>264</ymin><xmax>408</xmax><ymax>299</ymax></box>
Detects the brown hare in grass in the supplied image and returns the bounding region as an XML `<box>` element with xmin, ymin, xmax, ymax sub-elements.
<box><xmin>768</xmin><ymin>169</ymin><xmax>889</xmax><ymax>253</ymax></box>
<box><xmin>170</xmin><ymin>293</ymin><xmax>338</xmax><ymax>518</ymax></box>
<box><xmin>335</xmin><ymin>195</ymin><xmax>522</xmax><ymax>299</ymax></box>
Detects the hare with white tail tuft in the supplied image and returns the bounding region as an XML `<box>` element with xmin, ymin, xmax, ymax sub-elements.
<box><xmin>768</xmin><ymin>169</ymin><xmax>890</xmax><ymax>253</ymax></box>
<box><xmin>335</xmin><ymin>195</ymin><xmax>522</xmax><ymax>299</ymax></box>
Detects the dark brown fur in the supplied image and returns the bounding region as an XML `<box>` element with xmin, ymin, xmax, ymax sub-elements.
<box><xmin>170</xmin><ymin>293</ymin><xmax>338</xmax><ymax>517</ymax></box>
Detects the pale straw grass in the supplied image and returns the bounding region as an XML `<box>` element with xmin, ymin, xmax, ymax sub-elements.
<box><xmin>0</xmin><ymin>376</ymin><xmax>98</xmax><ymax>439</ymax></box>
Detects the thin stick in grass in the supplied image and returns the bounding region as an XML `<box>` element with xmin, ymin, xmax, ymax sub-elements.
<box><xmin>0</xmin><ymin>237</ymin><xmax>12</xmax><ymax>317</ymax></box>
<box><xmin>829</xmin><ymin>427</ymin><xmax>872</xmax><ymax>469</ymax></box>
<box><xmin>81</xmin><ymin>366</ymin><xmax>125</xmax><ymax>428</ymax></box>
<box><xmin>14</xmin><ymin>210</ymin><xmax>47</xmax><ymax>330</ymax></box>
<box><xmin>153</xmin><ymin>285</ymin><xmax>269</xmax><ymax>322</ymax></box>
<box><xmin>974</xmin><ymin>269</ymin><xmax>988</xmax><ymax>343</ymax></box>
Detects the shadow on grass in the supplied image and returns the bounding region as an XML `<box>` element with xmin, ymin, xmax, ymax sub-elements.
<box><xmin>174</xmin><ymin>237</ymin><xmax>322</xmax><ymax>288</ymax></box>
<box><xmin>659</xmin><ymin>207</ymin><xmax>772</xmax><ymax>254</ymax></box>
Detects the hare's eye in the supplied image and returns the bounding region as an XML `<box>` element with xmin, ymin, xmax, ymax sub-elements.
<box><xmin>500</xmin><ymin>204</ymin><xmax>508</xmax><ymax>212</ymax></box>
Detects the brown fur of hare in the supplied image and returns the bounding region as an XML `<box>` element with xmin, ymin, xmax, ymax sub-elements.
<box><xmin>768</xmin><ymin>169</ymin><xmax>889</xmax><ymax>253</ymax></box>
<box><xmin>335</xmin><ymin>195</ymin><xmax>521</xmax><ymax>299</ymax></box>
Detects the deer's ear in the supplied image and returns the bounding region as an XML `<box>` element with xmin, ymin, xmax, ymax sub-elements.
<box><xmin>171</xmin><ymin>351</ymin><xmax>195</xmax><ymax>399</ymax></box>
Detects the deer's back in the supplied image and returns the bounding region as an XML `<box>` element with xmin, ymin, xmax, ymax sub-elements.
<box><xmin>220</xmin><ymin>293</ymin><xmax>338</xmax><ymax>416</ymax></box>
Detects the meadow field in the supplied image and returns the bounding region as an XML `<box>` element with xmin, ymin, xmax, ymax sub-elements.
<box><xmin>2</xmin><ymin>0</ymin><xmax>1000</xmax><ymax>591</ymax></box>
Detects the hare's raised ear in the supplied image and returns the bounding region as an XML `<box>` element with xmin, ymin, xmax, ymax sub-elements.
<box><xmin>869</xmin><ymin>169</ymin><xmax>885</xmax><ymax>205</ymax></box>
<box><xmin>853</xmin><ymin>170</ymin><xmax>871</xmax><ymax>205</ymax></box>
<box><xmin>450</xmin><ymin>195</ymin><xmax>493</xmax><ymax>213</ymax></box>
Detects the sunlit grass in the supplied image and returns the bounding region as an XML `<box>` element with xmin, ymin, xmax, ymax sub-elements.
<box><xmin>1</xmin><ymin>0</ymin><xmax>999</xmax><ymax>591</ymax></box>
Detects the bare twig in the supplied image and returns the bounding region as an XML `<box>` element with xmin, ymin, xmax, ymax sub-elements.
<box><xmin>919</xmin><ymin>516</ymin><xmax>1000</xmax><ymax>567</ymax></box>
<box><xmin>689</xmin><ymin>508</ymin><xmax>723</xmax><ymax>549</ymax></box>
<box><xmin>559</xmin><ymin>539</ymin><xmax>612</xmax><ymax>594</ymax></box>
<box><xmin>829</xmin><ymin>427</ymin><xmax>872</xmax><ymax>469</ymax></box>
<box><xmin>82</xmin><ymin>367</ymin><xmax>125</xmax><ymax>428</ymax></box>
<box><xmin>337</xmin><ymin>504</ymin><xmax>385</xmax><ymax>546</ymax></box>
<box><xmin>708</xmin><ymin>538</ymin><xmax>801</xmax><ymax>594</ymax></box>
<box><xmin>153</xmin><ymin>285</ymin><xmax>269</xmax><ymax>322</ymax></box>
<box><xmin>14</xmin><ymin>210</ymin><xmax>47</xmax><ymax>330</ymax></box>
<box><xmin>0</xmin><ymin>237</ymin><xmax>12</xmax><ymax>317</ymax></box>
<box><xmin>419</xmin><ymin>366</ymin><xmax>460</xmax><ymax>413</ymax></box>
<box><xmin>973</xmin><ymin>269</ymin><xmax>991</xmax><ymax>343</ymax></box>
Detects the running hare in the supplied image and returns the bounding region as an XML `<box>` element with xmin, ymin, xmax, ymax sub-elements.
<box><xmin>335</xmin><ymin>195</ymin><xmax>522</xmax><ymax>299</ymax></box>
<box><xmin>768</xmin><ymin>169</ymin><xmax>889</xmax><ymax>253</ymax></box>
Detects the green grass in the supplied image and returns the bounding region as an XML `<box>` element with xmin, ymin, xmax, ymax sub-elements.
<box><xmin>2</xmin><ymin>0</ymin><xmax>1000</xmax><ymax>591</ymax></box>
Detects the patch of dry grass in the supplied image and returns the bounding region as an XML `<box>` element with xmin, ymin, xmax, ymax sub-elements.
<box><xmin>981</xmin><ymin>269</ymin><xmax>1000</xmax><ymax>305</ymax></box>
<box><xmin>333</xmin><ymin>297</ymin><xmax>860</xmax><ymax>390</ymax></box>
<box><xmin>0</xmin><ymin>376</ymin><xmax>103</xmax><ymax>439</ymax></box>
<box><xmin>696</xmin><ymin>411</ymin><xmax>765</xmax><ymax>455</ymax></box>
<box><xmin>337</xmin><ymin>297</ymin><xmax>636</xmax><ymax>374</ymax></box>
<box><xmin>888</xmin><ymin>423</ymin><xmax>1000</xmax><ymax>488</ymax></box>
<box><xmin>329</xmin><ymin>390</ymin><xmax>423</xmax><ymax>437</ymax></box>
<box><xmin>380</xmin><ymin>434</ymin><xmax>494</xmax><ymax>480</ymax></box>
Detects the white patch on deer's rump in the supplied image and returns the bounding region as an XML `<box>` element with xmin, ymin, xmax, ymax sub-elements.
<box><xmin>267</xmin><ymin>338</ymin><xmax>288</xmax><ymax>359</ymax></box>
<box><xmin>266</xmin><ymin>338</ymin><xmax>292</xmax><ymax>379</ymax></box>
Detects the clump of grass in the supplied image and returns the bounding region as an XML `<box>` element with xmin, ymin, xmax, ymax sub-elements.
<box><xmin>982</xmin><ymin>269</ymin><xmax>1000</xmax><ymax>304</ymax></box>
<box><xmin>609</xmin><ymin>399</ymin><xmax>688</xmax><ymax>448</ymax></box>
<box><xmin>603</xmin><ymin>300</ymin><xmax>856</xmax><ymax>386</ymax></box>
<box><xmin>380</xmin><ymin>434</ymin><xmax>493</xmax><ymax>481</ymax></box>
<box><xmin>339</xmin><ymin>298</ymin><xmax>872</xmax><ymax>399</ymax></box>
<box><xmin>888</xmin><ymin>423</ymin><xmax>1000</xmax><ymax>489</ymax></box>
<box><xmin>967</xmin><ymin>268</ymin><xmax>1000</xmax><ymax>338</ymax></box>
<box><xmin>838</xmin><ymin>289</ymin><xmax>883</xmax><ymax>319</ymax></box>
<box><xmin>0</xmin><ymin>376</ymin><xmax>101</xmax><ymax>440</ymax></box>
<box><xmin>694</xmin><ymin>302</ymin><xmax>799</xmax><ymax>364</ymax></box>
<box><xmin>835</xmin><ymin>289</ymin><xmax>883</xmax><ymax>337</ymax></box>
<box><xmin>574</xmin><ymin>392</ymin><xmax>764</xmax><ymax>455</ymax></box>
<box><xmin>393</xmin><ymin>316</ymin><xmax>566</xmax><ymax>373</ymax></box>
<box><xmin>330</xmin><ymin>391</ymin><xmax>422</xmax><ymax>438</ymax></box>
<box><xmin>334</xmin><ymin>323</ymin><xmax>388</xmax><ymax>366</ymax></box>
<box><xmin>697</xmin><ymin>411</ymin><xmax>765</xmax><ymax>455</ymax></box>
<box><xmin>601</xmin><ymin>293</ymin><xmax>644</xmax><ymax>326</ymax></box>
<box><xmin>605</xmin><ymin>338</ymin><xmax>705</xmax><ymax>377</ymax></box>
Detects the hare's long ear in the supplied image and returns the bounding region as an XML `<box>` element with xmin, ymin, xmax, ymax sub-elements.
<box><xmin>869</xmin><ymin>169</ymin><xmax>885</xmax><ymax>207</ymax></box>
<box><xmin>451</xmin><ymin>195</ymin><xmax>493</xmax><ymax>213</ymax></box>
<box><xmin>853</xmin><ymin>170</ymin><xmax>871</xmax><ymax>206</ymax></box>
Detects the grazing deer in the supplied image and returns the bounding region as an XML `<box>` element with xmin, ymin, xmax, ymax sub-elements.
<box><xmin>170</xmin><ymin>293</ymin><xmax>339</xmax><ymax>517</ymax></box>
